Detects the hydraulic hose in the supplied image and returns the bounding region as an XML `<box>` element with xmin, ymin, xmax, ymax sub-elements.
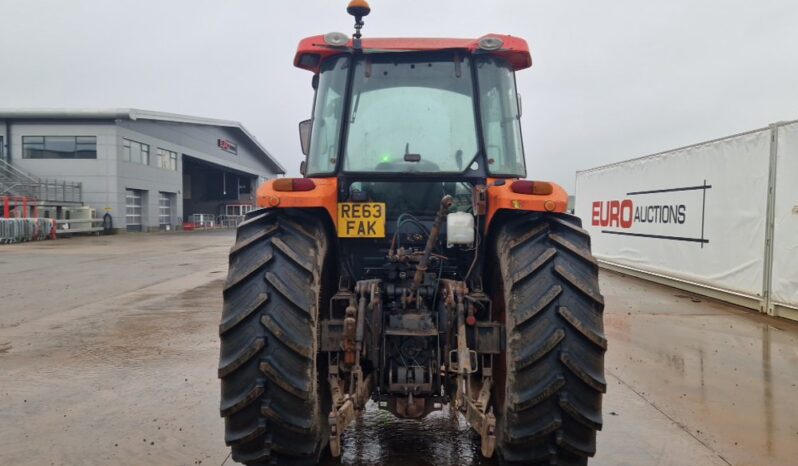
<box><xmin>412</xmin><ymin>195</ymin><xmax>453</xmax><ymax>291</ymax></box>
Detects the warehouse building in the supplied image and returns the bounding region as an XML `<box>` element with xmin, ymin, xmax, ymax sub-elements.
<box><xmin>0</xmin><ymin>109</ymin><xmax>284</xmax><ymax>232</ymax></box>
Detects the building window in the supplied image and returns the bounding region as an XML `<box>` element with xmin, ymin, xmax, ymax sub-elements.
<box><xmin>156</xmin><ymin>148</ymin><xmax>178</xmax><ymax>171</ymax></box>
<box><xmin>22</xmin><ymin>136</ymin><xmax>97</xmax><ymax>159</ymax></box>
<box><xmin>122</xmin><ymin>139</ymin><xmax>149</xmax><ymax>165</ymax></box>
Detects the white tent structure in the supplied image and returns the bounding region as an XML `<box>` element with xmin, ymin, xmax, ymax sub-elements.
<box><xmin>576</xmin><ymin>120</ymin><xmax>798</xmax><ymax>322</ymax></box>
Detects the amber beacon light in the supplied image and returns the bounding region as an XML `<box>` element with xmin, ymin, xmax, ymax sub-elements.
<box><xmin>346</xmin><ymin>0</ymin><xmax>371</xmax><ymax>18</ymax></box>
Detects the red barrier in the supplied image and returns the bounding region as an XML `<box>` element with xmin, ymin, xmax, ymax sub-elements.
<box><xmin>1</xmin><ymin>195</ymin><xmax>36</xmax><ymax>219</ymax></box>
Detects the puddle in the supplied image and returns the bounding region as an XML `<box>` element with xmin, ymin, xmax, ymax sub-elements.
<box><xmin>323</xmin><ymin>402</ymin><xmax>495</xmax><ymax>466</ymax></box>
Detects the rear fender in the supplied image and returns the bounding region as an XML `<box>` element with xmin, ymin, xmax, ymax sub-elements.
<box><xmin>485</xmin><ymin>179</ymin><xmax>569</xmax><ymax>230</ymax></box>
<box><xmin>256</xmin><ymin>177</ymin><xmax>338</xmax><ymax>228</ymax></box>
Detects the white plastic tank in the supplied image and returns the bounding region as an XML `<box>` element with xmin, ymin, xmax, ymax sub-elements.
<box><xmin>446</xmin><ymin>212</ymin><xmax>475</xmax><ymax>247</ymax></box>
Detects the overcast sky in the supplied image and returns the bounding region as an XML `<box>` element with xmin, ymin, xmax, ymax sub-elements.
<box><xmin>1</xmin><ymin>0</ymin><xmax>797</xmax><ymax>190</ymax></box>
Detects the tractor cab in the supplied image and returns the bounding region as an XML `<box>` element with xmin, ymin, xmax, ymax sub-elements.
<box><xmin>281</xmin><ymin>10</ymin><xmax>564</xmax><ymax>287</ymax></box>
<box><xmin>296</xmin><ymin>34</ymin><xmax>531</xmax><ymax>181</ymax></box>
<box><xmin>258</xmin><ymin>1</ymin><xmax>568</xmax><ymax>252</ymax></box>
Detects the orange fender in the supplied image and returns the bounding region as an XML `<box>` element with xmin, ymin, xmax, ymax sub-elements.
<box><xmin>486</xmin><ymin>179</ymin><xmax>569</xmax><ymax>229</ymax></box>
<box><xmin>256</xmin><ymin>178</ymin><xmax>339</xmax><ymax>228</ymax></box>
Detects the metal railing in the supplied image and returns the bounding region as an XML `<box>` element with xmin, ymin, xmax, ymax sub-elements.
<box><xmin>0</xmin><ymin>159</ymin><xmax>38</xmax><ymax>198</ymax></box>
<box><xmin>0</xmin><ymin>159</ymin><xmax>82</xmax><ymax>203</ymax></box>
<box><xmin>36</xmin><ymin>179</ymin><xmax>82</xmax><ymax>203</ymax></box>
<box><xmin>0</xmin><ymin>217</ymin><xmax>57</xmax><ymax>244</ymax></box>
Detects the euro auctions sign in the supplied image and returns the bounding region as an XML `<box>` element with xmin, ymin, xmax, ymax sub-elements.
<box><xmin>591</xmin><ymin>182</ymin><xmax>711</xmax><ymax>246</ymax></box>
<box><xmin>217</xmin><ymin>138</ymin><xmax>238</xmax><ymax>155</ymax></box>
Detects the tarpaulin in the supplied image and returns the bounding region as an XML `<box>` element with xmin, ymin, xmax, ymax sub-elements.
<box><xmin>575</xmin><ymin>129</ymin><xmax>771</xmax><ymax>297</ymax></box>
<box><xmin>771</xmin><ymin>122</ymin><xmax>798</xmax><ymax>309</ymax></box>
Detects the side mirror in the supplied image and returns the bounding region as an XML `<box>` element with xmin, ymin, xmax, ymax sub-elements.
<box><xmin>516</xmin><ymin>93</ymin><xmax>523</xmax><ymax>117</ymax></box>
<box><xmin>299</xmin><ymin>160</ymin><xmax>307</xmax><ymax>176</ymax></box>
<box><xmin>299</xmin><ymin>119</ymin><xmax>312</xmax><ymax>155</ymax></box>
<box><xmin>312</xmin><ymin>74</ymin><xmax>320</xmax><ymax>90</ymax></box>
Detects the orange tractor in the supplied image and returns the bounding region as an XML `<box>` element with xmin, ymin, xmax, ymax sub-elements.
<box><xmin>219</xmin><ymin>2</ymin><xmax>605</xmax><ymax>464</ymax></box>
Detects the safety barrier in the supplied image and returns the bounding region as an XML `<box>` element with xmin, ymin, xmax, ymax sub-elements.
<box><xmin>0</xmin><ymin>218</ymin><xmax>57</xmax><ymax>244</ymax></box>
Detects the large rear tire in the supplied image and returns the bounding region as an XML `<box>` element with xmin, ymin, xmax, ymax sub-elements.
<box><xmin>490</xmin><ymin>213</ymin><xmax>606</xmax><ymax>466</ymax></box>
<box><xmin>219</xmin><ymin>209</ymin><xmax>330</xmax><ymax>465</ymax></box>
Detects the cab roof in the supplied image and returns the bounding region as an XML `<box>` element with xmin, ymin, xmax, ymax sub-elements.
<box><xmin>294</xmin><ymin>34</ymin><xmax>532</xmax><ymax>74</ymax></box>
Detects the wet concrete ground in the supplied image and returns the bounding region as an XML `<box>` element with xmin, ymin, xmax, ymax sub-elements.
<box><xmin>1</xmin><ymin>230</ymin><xmax>796</xmax><ymax>465</ymax></box>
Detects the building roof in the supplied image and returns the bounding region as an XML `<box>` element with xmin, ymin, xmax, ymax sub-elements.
<box><xmin>0</xmin><ymin>108</ymin><xmax>285</xmax><ymax>174</ymax></box>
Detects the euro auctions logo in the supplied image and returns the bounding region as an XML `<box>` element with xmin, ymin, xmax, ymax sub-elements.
<box><xmin>591</xmin><ymin>200</ymin><xmax>686</xmax><ymax>228</ymax></box>
<box><xmin>590</xmin><ymin>182</ymin><xmax>711</xmax><ymax>246</ymax></box>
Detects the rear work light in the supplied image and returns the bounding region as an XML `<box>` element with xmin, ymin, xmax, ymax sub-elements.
<box><xmin>273</xmin><ymin>178</ymin><xmax>316</xmax><ymax>192</ymax></box>
<box><xmin>510</xmin><ymin>180</ymin><xmax>554</xmax><ymax>196</ymax></box>
<box><xmin>478</xmin><ymin>36</ymin><xmax>504</xmax><ymax>51</ymax></box>
<box><xmin>324</xmin><ymin>32</ymin><xmax>350</xmax><ymax>46</ymax></box>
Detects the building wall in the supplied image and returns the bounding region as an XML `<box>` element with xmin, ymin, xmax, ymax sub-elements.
<box><xmin>117</xmin><ymin>121</ymin><xmax>277</xmax><ymax>230</ymax></box>
<box><xmin>7</xmin><ymin>120</ymin><xmax>120</xmax><ymax>218</ymax></box>
<box><xmin>118</xmin><ymin>120</ymin><xmax>276</xmax><ymax>182</ymax></box>
<box><xmin>1</xmin><ymin>120</ymin><xmax>8</xmax><ymax>161</ymax></box>
<box><xmin>116</xmin><ymin>126</ymin><xmax>185</xmax><ymax>230</ymax></box>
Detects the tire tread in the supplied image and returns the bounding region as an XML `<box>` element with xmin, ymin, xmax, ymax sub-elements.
<box><xmin>219</xmin><ymin>208</ymin><xmax>328</xmax><ymax>466</ymax></box>
<box><xmin>492</xmin><ymin>213</ymin><xmax>606</xmax><ymax>466</ymax></box>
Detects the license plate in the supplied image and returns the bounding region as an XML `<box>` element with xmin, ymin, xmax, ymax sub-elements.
<box><xmin>337</xmin><ymin>202</ymin><xmax>386</xmax><ymax>238</ymax></box>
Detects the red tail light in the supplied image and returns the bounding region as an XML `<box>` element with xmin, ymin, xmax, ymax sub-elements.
<box><xmin>273</xmin><ymin>178</ymin><xmax>316</xmax><ymax>192</ymax></box>
<box><xmin>510</xmin><ymin>180</ymin><xmax>554</xmax><ymax>196</ymax></box>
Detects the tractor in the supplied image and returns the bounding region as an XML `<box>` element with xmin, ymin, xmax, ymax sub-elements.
<box><xmin>218</xmin><ymin>1</ymin><xmax>605</xmax><ymax>464</ymax></box>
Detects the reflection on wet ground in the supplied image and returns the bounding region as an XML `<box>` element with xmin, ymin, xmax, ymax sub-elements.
<box><xmin>328</xmin><ymin>402</ymin><xmax>493</xmax><ymax>466</ymax></box>
<box><xmin>602</xmin><ymin>270</ymin><xmax>798</xmax><ymax>466</ymax></box>
<box><xmin>329</xmin><ymin>270</ymin><xmax>798</xmax><ymax>466</ymax></box>
<box><xmin>0</xmin><ymin>232</ymin><xmax>796</xmax><ymax>465</ymax></box>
